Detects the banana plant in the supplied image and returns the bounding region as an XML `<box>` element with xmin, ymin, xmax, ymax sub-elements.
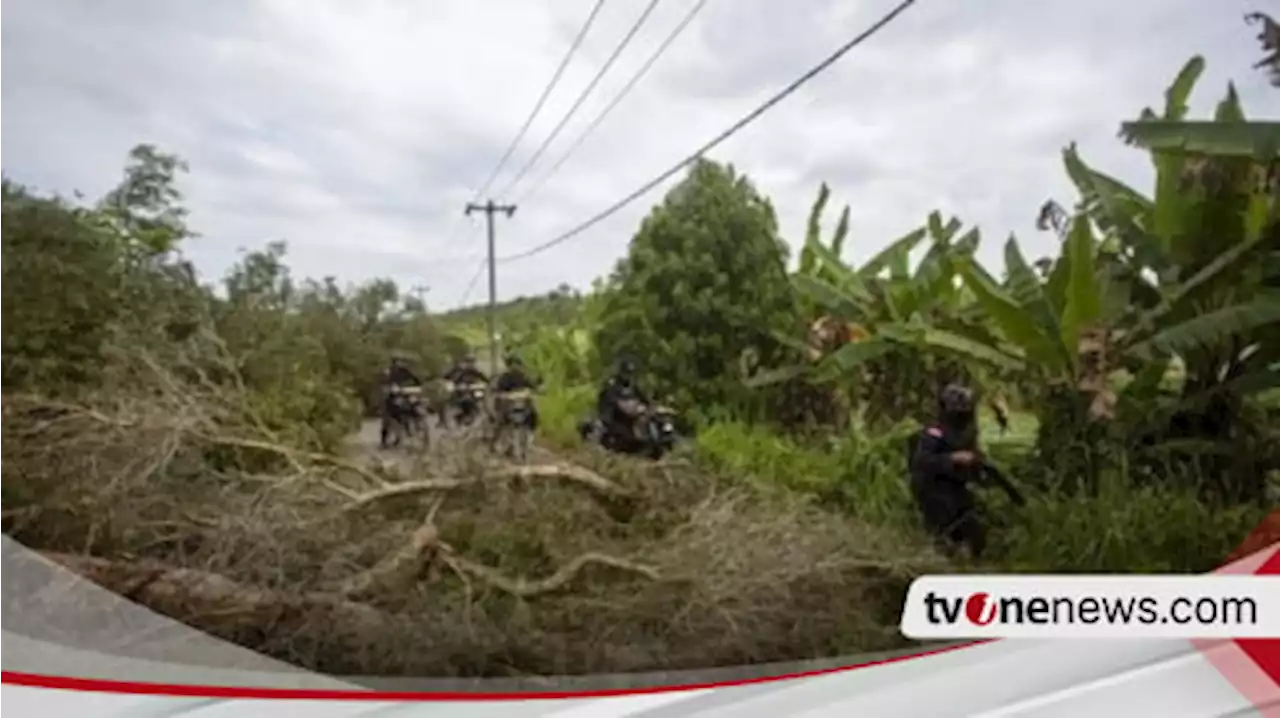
<box><xmin>753</xmin><ymin>188</ymin><xmax>1004</xmax><ymax>392</ymax></box>
<box><xmin>1058</xmin><ymin>56</ymin><xmax>1280</xmax><ymax>402</ymax></box>
<box><xmin>956</xmin><ymin>215</ymin><xmax>1279</xmax><ymax>395</ymax></box>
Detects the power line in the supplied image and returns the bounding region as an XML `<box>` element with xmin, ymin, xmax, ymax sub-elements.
<box><xmin>473</xmin><ymin>0</ymin><xmax>608</xmax><ymax>201</ymax></box>
<box><xmin>449</xmin><ymin>222</ymin><xmax>488</xmax><ymax>307</ymax></box>
<box><xmin>515</xmin><ymin>0</ymin><xmax>712</xmax><ymax>206</ymax></box>
<box><xmin>456</xmin><ymin>258</ymin><xmax>487</xmax><ymax>308</ymax></box>
<box><xmin>496</xmin><ymin>0</ymin><xmax>664</xmax><ymax>200</ymax></box>
<box><xmin>432</xmin><ymin>1</ymin><xmax>607</xmax><ymax>273</ymax></box>
<box><xmin>498</xmin><ymin>0</ymin><xmax>918</xmax><ymax>264</ymax></box>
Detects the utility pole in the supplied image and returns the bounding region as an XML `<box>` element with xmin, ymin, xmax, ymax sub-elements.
<box><xmin>409</xmin><ymin>284</ymin><xmax>430</xmax><ymax>311</ymax></box>
<box><xmin>464</xmin><ymin>200</ymin><xmax>517</xmax><ymax>372</ymax></box>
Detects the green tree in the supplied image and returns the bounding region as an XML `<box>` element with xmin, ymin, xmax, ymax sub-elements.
<box><xmin>1</xmin><ymin>144</ymin><xmax>203</xmax><ymax>390</ymax></box>
<box><xmin>593</xmin><ymin>158</ymin><xmax>800</xmax><ymax>413</ymax></box>
<box><xmin>1</xmin><ymin>181</ymin><xmax>125</xmax><ymax>388</ymax></box>
<box><xmin>98</xmin><ymin>143</ymin><xmax>196</xmax><ymax>257</ymax></box>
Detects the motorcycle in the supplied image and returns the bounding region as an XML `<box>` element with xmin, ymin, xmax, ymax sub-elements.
<box><xmin>449</xmin><ymin>381</ymin><xmax>489</xmax><ymax>428</ymax></box>
<box><xmin>381</xmin><ymin>384</ymin><xmax>429</xmax><ymax>449</ymax></box>
<box><xmin>579</xmin><ymin>398</ymin><xmax>679</xmax><ymax>460</ymax></box>
<box><xmin>492</xmin><ymin>388</ymin><xmax>536</xmax><ymax>463</ymax></box>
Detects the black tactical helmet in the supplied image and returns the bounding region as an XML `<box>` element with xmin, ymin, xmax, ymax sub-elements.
<box><xmin>617</xmin><ymin>355</ymin><xmax>638</xmax><ymax>375</ymax></box>
<box><xmin>939</xmin><ymin>383</ymin><xmax>976</xmax><ymax>415</ymax></box>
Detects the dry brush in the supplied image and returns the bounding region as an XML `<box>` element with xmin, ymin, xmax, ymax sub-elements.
<box><xmin>2</xmin><ymin>346</ymin><xmax>944</xmax><ymax>677</ymax></box>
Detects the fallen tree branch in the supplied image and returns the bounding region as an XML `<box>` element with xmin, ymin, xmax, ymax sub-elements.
<box><xmin>342</xmin><ymin>479</ymin><xmax>474</xmax><ymax>512</ymax></box>
<box><xmin>189</xmin><ymin>432</ymin><xmax>390</xmax><ymax>489</ymax></box>
<box><xmin>442</xmin><ymin>549</ymin><xmax>660</xmax><ymax>598</ymax></box>
<box><xmin>38</xmin><ymin>552</ymin><xmax>398</xmax><ymax>637</ymax></box>
<box><xmin>341</xmin><ymin>462</ymin><xmax>631</xmax><ymax>513</ymax></box>
<box><xmin>4</xmin><ymin>396</ymin><xmax>136</xmax><ymax>429</ymax></box>
<box><xmin>339</xmin><ymin>494</ymin><xmax>451</xmax><ymax>600</ymax></box>
<box><xmin>9</xmin><ymin>394</ymin><xmax>392</xmax><ymax>492</ymax></box>
<box><xmin>339</xmin><ymin>524</ymin><xmax>441</xmax><ymax>600</ymax></box>
<box><xmin>499</xmin><ymin>464</ymin><xmax>631</xmax><ymax>497</ymax></box>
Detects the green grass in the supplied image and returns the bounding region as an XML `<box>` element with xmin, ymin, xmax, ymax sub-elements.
<box><xmin>451</xmin><ymin>313</ymin><xmax>1271</xmax><ymax>576</ymax></box>
<box><xmin>534</xmin><ymin>381</ymin><xmax>1267</xmax><ymax>573</ymax></box>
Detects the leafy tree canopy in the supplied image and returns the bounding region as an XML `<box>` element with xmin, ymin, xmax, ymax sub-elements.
<box><xmin>593</xmin><ymin>158</ymin><xmax>800</xmax><ymax>411</ymax></box>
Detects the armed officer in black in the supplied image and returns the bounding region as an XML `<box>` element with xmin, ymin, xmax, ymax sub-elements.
<box><xmin>909</xmin><ymin>383</ymin><xmax>1023</xmax><ymax>559</ymax></box>
<box><xmin>597</xmin><ymin>356</ymin><xmax>650</xmax><ymax>440</ymax></box>
<box><xmin>494</xmin><ymin>353</ymin><xmax>540</xmax><ymax>431</ymax></box>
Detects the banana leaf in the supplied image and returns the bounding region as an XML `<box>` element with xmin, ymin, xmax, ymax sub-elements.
<box><xmin>859</xmin><ymin>226</ymin><xmax>926</xmax><ymax>280</ymax></box>
<box><xmin>743</xmin><ymin>363</ymin><xmax>811</xmax><ymax>389</ymax></box>
<box><xmin>791</xmin><ymin>273</ymin><xmax>863</xmax><ymax>317</ymax></box>
<box><xmin>1127</xmin><ymin>298</ymin><xmax>1280</xmax><ymax>358</ymax></box>
<box><xmin>956</xmin><ymin>258</ymin><xmax>1064</xmax><ymax>369</ymax></box>
<box><xmin>1119</xmin><ymin>120</ymin><xmax>1280</xmax><ymax>157</ymax></box>
<box><xmin>1060</xmin><ymin>214</ymin><xmax>1102</xmax><ymax>368</ymax></box>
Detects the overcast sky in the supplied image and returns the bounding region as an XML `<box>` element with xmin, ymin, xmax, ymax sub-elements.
<box><xmin>3</xmin><ymin>0</ymin><xmax>1277</xmax><ymax>310</ymax></box>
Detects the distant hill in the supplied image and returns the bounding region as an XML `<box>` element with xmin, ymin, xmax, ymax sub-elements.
<box><xmin>436</xmin><ymin>284</ymin><xmax>588</xmax><ymax>371</ymax></box>
<box><xmin>438</xmin><ymin>284</ymin><xmax>586</xmax><ymax>333</ymax></box>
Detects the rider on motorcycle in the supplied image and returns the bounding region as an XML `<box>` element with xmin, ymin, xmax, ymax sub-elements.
<box><xmin>908</xmin><ymin>383</ymin><xmax>1024</xmax><ymax>559</ymax></box>
<box><xmin>380</xmin><ymin>354</ymin><xmax>424</xmax><ymax>435</ymax></box>
<box><xmin>596</xmin><ymin>355</ymin><xmax>650</xmax><ymax>441</ymax></box>
<box><xmin>443</xmin><ymin>353</ymin><xmax>490</xmax><ymax>421</ymax></box>
<box><xmin>494</xmin><ymin>353</ymin><xmax>540</xmax><ymax>431</ymax></box>
<box><xmin>444</xmin><ymin>353</ymin><xmax>490</xmax><ymax>386</ymax></box>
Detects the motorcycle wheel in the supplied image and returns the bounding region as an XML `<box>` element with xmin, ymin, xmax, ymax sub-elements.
<box><xmin>413</xmin><ymin>413</ymin><xmax>430</xmax><ymax>449</ymax></box>
<box><xmin>512</xmin><ymin>426</ymin><xmax>531</xmax><ymax>464</ymax></box>
<box><xmin>381</xmin><ymin>417</ymin><xmax>403</xmax><ymax>449</ymax></box>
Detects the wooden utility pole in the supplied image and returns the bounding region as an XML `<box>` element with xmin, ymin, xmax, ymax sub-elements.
<box><xmin>464</xmin><ymin>200</ymin><xmax>516</xmax><ymax>372</ymax></box>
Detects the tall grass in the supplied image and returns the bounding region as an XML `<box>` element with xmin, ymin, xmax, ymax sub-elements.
<box><xmin>517</xmin><ymin>322</ymin><xmax>1271</xmax><ymax>575</ymax></box>
<box><xmin>533</xmin><ymin>377</ymin><xmax>1268</xmax><ymax>572</ymax></box>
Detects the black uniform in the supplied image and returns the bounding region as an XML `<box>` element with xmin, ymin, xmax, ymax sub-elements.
<box><xmin>385</xmin><ymin>363</ymin><xmax>422</xmax><ymax>388</ymax></box>
<box><xmin>495</xmin><ymin>367</ymin><xmax>539</xmax><ymax>430</ymax></box>
<box><xmin>445</xmin><ymin>364</ymin><xmax>489</xmax><ymax>386</ymax></box>
<box><xmin>444</xmin><ymin>362</ymin><xmax>490</xmax><ymax>425</ymax></box>
<box><xmin>909</xmin><ymin>423</ymin><xmax>986</xmax><ymax>558</ymax></box>
<box><xmin>382</xmin><ymin>362</ymin><xmax>423</xmax><ymax>422</ymax></box>
<box><xmin>495</xmin><ymin>368</ymin><xmax>536</xmax><ymax>393</ymax></box>
<box><xmin>597</xmin><ymin>374</ymin><xmax>650</xmax><ymax>438</ymax></box>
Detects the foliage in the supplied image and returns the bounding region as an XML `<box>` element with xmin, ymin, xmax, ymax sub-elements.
<box><xmin>593</xmin><ymin>158</ymin><xmax>801</xmax><ymax>414</ymax></box>
<box><xmin>4</xmin><ymin>29</ymin><xmax>1278</xmax><ymax>676</ymax></box>
<box><xmin>1</xmin><ymin>146</ymin><xmax>205</xmax><ymax>391</ymax></box>
<box><xmin>451</xmin><ymin>47</ymin><xmax>1277</xmax><ymax>577</ymax></box>
<box><xmin>1247</xmin><ymin>12</ymin><xmax>1280</xmax><ymax>87</ymax></box>
<box><xmin>2</xmin><ymin>145</ymin><xmax>465</xmax><ymax>454</ymax></box>
<box><xmin>786</xmin><ymin>196</ymin><xmax>998</xmax><ymax>428</ymax></box>
<box><xmin>1052</xmin><ymin>56</ymin><xmax>1280</xmax><ymax>498</ymax></box>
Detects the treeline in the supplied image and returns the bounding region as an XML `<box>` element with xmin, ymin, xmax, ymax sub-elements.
<box><xmin>2</xmin><ymin>148</ymin><xmax>472</xmax><ymax>453</ymax></box>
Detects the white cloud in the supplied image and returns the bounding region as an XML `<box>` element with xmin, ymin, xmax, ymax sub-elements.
<box><xmin>3</xmin><ymin>0</ymin><xmax>1277</xmax><ymax>310</ymax></box>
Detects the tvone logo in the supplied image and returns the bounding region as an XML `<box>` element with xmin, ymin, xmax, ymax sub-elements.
<box><xmin>964</xmin><ymin>592</ymin><xmax>997</xmax><ymax>626</ymax></box>
<box><xmin>921</xmin><ymin>590</ymin><xmax>1002</xmax><ymax>626</ymax></box>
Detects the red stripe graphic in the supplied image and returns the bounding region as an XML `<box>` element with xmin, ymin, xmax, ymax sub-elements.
<box><xmin>3</xmin><ymin>514</ymin><xmax>1276</xmax><ymax>703</ymax></box>
<box><xmin>1192</xmin><ymin>515</ymin><xmax>1280</xmax><ymax>714</ymax></box>
<box><xmin>0</xmin><ymin>641</ymin><xmax>985</xmax><ymax>701</ymax></box>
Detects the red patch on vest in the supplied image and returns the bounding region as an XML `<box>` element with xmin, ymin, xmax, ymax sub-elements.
<box><xmin>926</xmin><ymin>426</ymin><xmax>944</xmax><ymax>438</ymax></box>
